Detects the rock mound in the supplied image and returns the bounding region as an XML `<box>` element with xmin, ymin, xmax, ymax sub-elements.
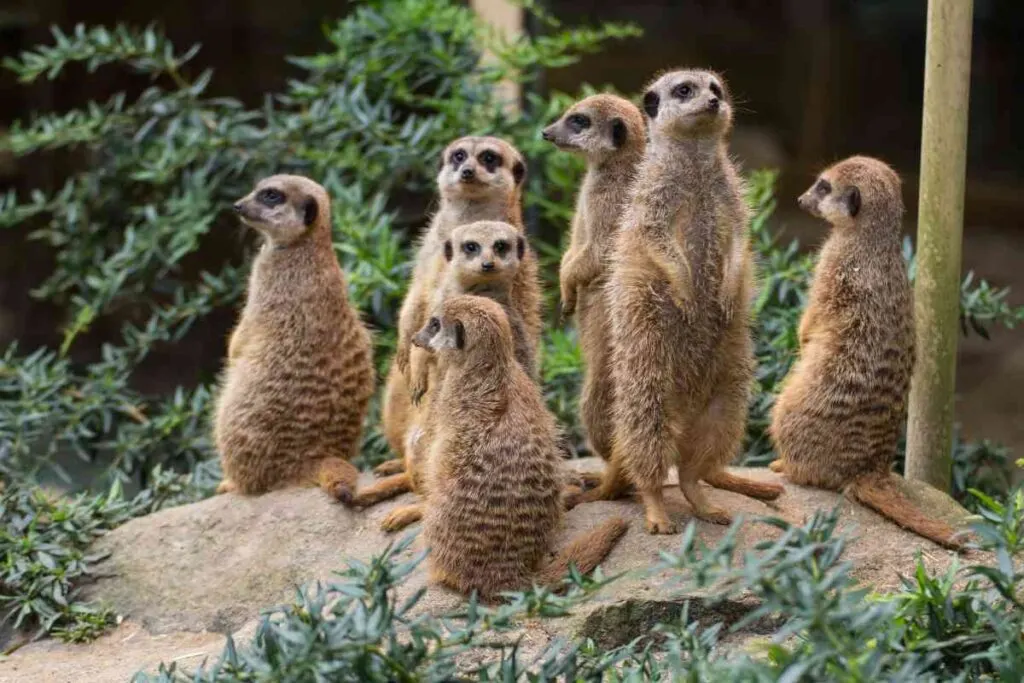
<box><xmin>5</xmin><ymin>461</ymin><xmax>973</xmax><ymax>682</ymax></box>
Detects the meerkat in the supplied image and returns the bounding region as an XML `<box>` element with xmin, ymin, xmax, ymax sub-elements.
<box><xmin>769</xmin><ymin>156</ymin><xmax>964</xmax><ymax>549</ymax></box>
<box><xmin>411</xmin><ymin>294</ymin><xmax>628</xmax><ymax>600</ymax></box>
<box><xmin>353</xmin><ymin>220</ymin><xmax>537</xmax><ymax>513</ymax></box>
<box><xmin>541</xmin><ymin>94</ymin><xmax>646</xmax><ymax>467</ymax></box>
<box><xmin>213</xmin><ymin>175</ymin><xmax>374</xmax><ymax>502</ymax></box>
<box><xmin>576</xmin><ymin>69</ymin><xmax>784</xmax><ymax>533</ymax></box>
<box><xmin>377</xmin><ymin>137</ymin><xmax>541</xmax><ymax>476</ymax></box>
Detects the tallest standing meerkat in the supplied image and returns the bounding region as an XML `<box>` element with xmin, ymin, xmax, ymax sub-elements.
<box><xmin>542</xmin><ymin>94</ymin><xmax>646</xmax><ymax>464</ymax></box>
<box><xmin>580</xmin><ymin>69</ymin><xmax>783</xmax><ymax>533</ymax></box>
<box><xmin>770</xmin><ymin>156</ymin><xmax>964</xmax><ymax>550</ymax></box>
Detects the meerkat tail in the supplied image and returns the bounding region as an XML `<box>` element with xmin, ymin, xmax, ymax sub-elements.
<box><xmin>373</xmin><ymin>458</ymin><xmax>406</xmax><ymax>477</ymax></box>
<box><xmin>345</xmin><ymin>472</ymin><xmax>414</xmax><ymax>509</ymax></box>
<box><xmin>536</xmin><ymin>517</ymin><xmax>629</xmax><ymax>587</ymax></box>
<box><xmin>317</xmin><ymin>457</ymin><xmax>361</xmax><ymax>504</ymax></box>
<box><xmin>704</xmin><ymin>469</ymin><xmax>784</xmax><ymax>501</ymax></box>
<box><xmin>380</xmin><ymin>503</ymin><xmax>424</xmax><ymax>533</ymax></box>
<box><xmin>847</xmin><ymin>473</ymin><xmax>966</xmax><ymax>551</ymax></box>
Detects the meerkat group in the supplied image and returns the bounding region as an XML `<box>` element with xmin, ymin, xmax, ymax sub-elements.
<box><xmin>212</xmin><ymin>66</ymin><xmax>966</xmax><ymax>603</ymax></box>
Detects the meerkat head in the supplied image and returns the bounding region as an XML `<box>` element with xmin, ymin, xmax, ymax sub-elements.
<box><xmin>541</xmin><ymin>94</ymin><xmax>646</xmax><ymax>161</ymax></box>
<box><xmin>443</xmin><ymin>221</ymin><xmax>524</xmax><ymax>289</ymax></box>
<box><xmin>641</xmin><ymin>69</ymin><xmax>733</xmax><ymax>140</ymax></box>
<box><xmin>411</xmin><ymin>294</ymin><xmax>513</xmax><ymax>365</ymax></box>
<box><xmin>798</xmin><ymin>156</ymin><xmax>904</xmax><ymax>230</ymax></box>
<box><xmin>436</xmin><ymin>136</ymin><xmax>526</xmax><ymax>202</ymax></box>
<box><xmin>233</xmin><ymin>174</ymin><xmax>329</xmax><ymax>246</ymax></box>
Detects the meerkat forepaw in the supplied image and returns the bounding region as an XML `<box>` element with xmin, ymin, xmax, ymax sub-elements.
<box><xmin>769</xmin><ymin>460</ymin><xmax>785</xmax><ymax>473</ymax></box>
<box><xmin>215</xmin><ymin>479</ymin><xmax>237</xmax><ymax>495</ymax></box>
<box><xmin>695</xmin><ymin>507</ymin><xmax>732</xmax><ymax>526</ymax></box>
<box><xmin>410</xmin><ymin>385</ymin><xmax>426</xmax><ymax>406</ymax></box>
<box><xmin>373</xmin><ymin>459</ymin><xmax>406</xmax><ymax>477</ymax></box>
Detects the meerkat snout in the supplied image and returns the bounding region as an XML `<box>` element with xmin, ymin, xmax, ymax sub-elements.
<box><xmin>460</xmin><ymin>167</ymin><xmax>476</xmax><ymax>182</ymax></box>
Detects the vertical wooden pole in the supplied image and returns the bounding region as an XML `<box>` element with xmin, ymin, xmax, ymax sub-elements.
<box><xmin>470</xmin><ymin>0</ymin><xmax>524</xmax><ymax>114</ymax></box>
<box><xmin>905</xmin><ymin>0</ymin><xmax>974</xmax><ymax>490</ymax></box>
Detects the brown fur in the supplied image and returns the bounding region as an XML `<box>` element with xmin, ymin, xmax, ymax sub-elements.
<box><xmin>579</xmin><ymin>70</ymin><xmax>783</xmax><ymax>534</ymax></box>
<box><xmin>769</xmin><ymin>155</ymin><xmax>963</xmax><ymax>550</ymax></box>
<box><xmin>379</xmin><ymin>137</ymin><xmax>540</xmax><ymax>473</ymax></box>
<box><xmin>416</xmin><ymin>295</ymin><xmax>627</xmax><ymax>599</ymax></box>
<box><xmin>213</xmin><ymin>175</ymin><xmax>374</xmax><ymax>502</ymax></box>
<box><xmin>357</xmin><ymin>221</ymin><xmax>539</xmax><ymax>509</ymax></box>
<box><xmin>543</xmin><ymin>94</ymin><xmax>645</xmax><ymax>463</ymax></box>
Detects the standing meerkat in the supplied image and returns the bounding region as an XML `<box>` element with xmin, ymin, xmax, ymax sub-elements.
<box><xmin>354</xmin><ymin>220</ymin><xmax>537</xmax><ymax>515</ymax></box>
<box><xmin>413</xmin><ymin>294</ymin><xmax>628</xmax><ymax>600</ymax></box>
<box><xmin>213</xmin><ymin>175</ymin><xmax>374</xmax><ymax>502</ymax></box>
<box><xmin>542</xmin><ymin>94</ymin><xmax>646</xmax><ymax>465</ymax></box>
<box><xmin>770</xmin><ymin>156</ymin><xmax>964</xmax><ymax>550</ymax></box>
<box><xmin>578</xmin><ymin>69</ymin><xmax>783</xmax><ymax>533</ymax></box>
<box><xmin>377</xmin><ymin>137</ymin><xmax>541</xmax><ymax>476</ymax></box>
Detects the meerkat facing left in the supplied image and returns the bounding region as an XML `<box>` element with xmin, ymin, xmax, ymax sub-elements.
<box><xmin>577</xmin><ymin>69</ymin><xmax>783</xmax><ymax>533</ymax></box>
<box><xmin>542</xmin><ymin>94</ymin><xmax>646</xmax><ymax>466</ymax></box>
<box><xmin>413</xmin><ymin>294</ymin><xmax>628</xmax><ymax>601</ymax></box>
<box><xmin>214</xmin><ymin>175</ymin><xmax>374</xmax><ymax>502</ymax></box>
<box><xmin>770</xmin><ymin>156</ymin><xmax>964</xmax><ymax>550</ymax></box>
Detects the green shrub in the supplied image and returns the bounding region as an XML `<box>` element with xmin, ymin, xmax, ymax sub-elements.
<box><xmin>0</xmin><ymin>0</ymin><xmax>1021</xmax><ymax>646</ymax></box>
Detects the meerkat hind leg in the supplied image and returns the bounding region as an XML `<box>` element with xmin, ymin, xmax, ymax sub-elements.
<box><xmin>373</xmin><ymin>458</ymin><xmax>407</xmax><ymax>477</ymax></box>
<box><xmin>639</xmin><ymin>485</ymin><xmax>678</xmax><ymax>534</ymax></box>
<box><xmin>348</xmin><ymin>473</ymin><xmax>414</xmax><ymax>508</ymax></box>
<box><xmin>380</xmin><ymin>504</ymin><xmax>423</xmax><ymax>532</ymax></box>
<box><xmin>679</xmin><ymin>479</ymin><xmax>732</xmax><ymax>526</ymax></box>
<box><xmin>769</xmin><ymin>459</ymin><xmax>785</xmax><ymax>473</ymax></box>
<box><xmin>575</xmin><ymin>460</ymin><xmax>632</xmax><ymax>504</ymax></box>
<box><xmin>215</xmin><ymin>479</ymin><xmax>237</xmax><ymax>495</ymax></box>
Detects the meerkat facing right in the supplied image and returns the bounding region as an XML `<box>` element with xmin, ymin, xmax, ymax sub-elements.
<box><xmin>378</xmin><ymin>137</ymin><xmax>540</xmax><ymax>475</ymax></box>
<box><xmin>577</xmin><ymin>69</ymin><xmax>783</xmax><ymax>533</ymax></box>
<box><xmin>770</xmin><ymin>156</ymin><xmax>964</xmax><ymax>550</ymax></box>
<box><xmin>413</xmin><ymin>294</ymin><xmax>628</xmax><ymax>601</ymax></box>
<box><xmin>542</xmin><ymin>94</ymin><xmax>645</xmax><ymax>466</ymax></box>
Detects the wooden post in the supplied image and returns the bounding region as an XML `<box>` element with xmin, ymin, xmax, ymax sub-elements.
<box><xmin>905</xmin><ymin>0</ymin><xmax>974</xmax><ymax>490</ymax></box>
<box><xmin>470</xmin><ymin>0</ymin><xmax>524</xmax><ymax>114</ymax></box>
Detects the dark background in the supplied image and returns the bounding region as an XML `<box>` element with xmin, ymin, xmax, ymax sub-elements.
<box><xmin>1</xmin><ymin>0</ymin><xmax>1021</xmax><ymax>453</ymax></box>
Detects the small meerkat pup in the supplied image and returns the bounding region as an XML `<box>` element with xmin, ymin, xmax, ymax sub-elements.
<box><xmin>354</xmin><ymin>220</ymin><xmax>537</xmax><ymax>515</ymax></box>
<box><xmin>412</xmin><ymin>294</ymin><xmax>628</xmax><ymax>600</ymax></box>
<box><xmin>542</xmin><ymin>94</ymin><xmax>645</xmax><ymax>466</ymax></box>
<box><xmin>770</xmin><ymin>156</ymin><xmax>964</xmax><ymax>550</ymax></box>
<box><xmin>213</xmin><ymin>175</ymin><xmax>374</xmax><ymax>502</ymax></box>
<box><xmin>579</xmin><ymin>69</ymin><xmax>784</xmax><ymax>533</ymax></box>
<box><xmin>377</xmin><ymin>137</ymin><xmax>541</xmax><ymax>476</ymax></box>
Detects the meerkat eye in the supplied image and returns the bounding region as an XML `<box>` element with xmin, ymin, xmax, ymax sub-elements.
<box><xmin>567</xmin><ymin>113</ymin><xmax>591</xmax><ymax>131</ymax></box>
<box><xmin>451</xmin><ymin>149</ymin><xmax>467</xmax><ymax>165</ymax></box>
<box><xmin>256</xmin><ymin>188</ymin><xmax>285</xmax><ymax>206</ymax></box>
<box><xmin>815</xmin><ymin>179</ymin><xmax>832</xmax><ymax>195</ymax></box>
<box><xmin>462</xmin><ymin>241</ymin><xmax>480</xmax><ymax>256</ymax></box>
<box><xmin>493</xmin><ymin>240</ymin><xmax>509</xmax><ymax>256</ymax></box>
<box><xmin>672</xmin><ymin>83</ymin><xmax>694</xmax><ymax>100</ymax></box>
<box><xmin>709</xmin><ymin>82</ymin><xmax>723</xmax><ymax>99</ymax></box>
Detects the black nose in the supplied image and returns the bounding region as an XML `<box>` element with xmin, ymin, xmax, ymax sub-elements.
<box><xmin>707</xmin><ymin>97</ymin><xmax>720</xmax><ymax>111</ymax></box>
<box><xmin>481</xmin><ymin>261</ymin><xmax>494</xmax><ymax>271</ymax></box>
<box><xmin>541</xmin><ymin>129</ymin><xmax>553</xmax><ymax>141</ymax></box>
<box><xmin>460</xmin><ymin>168</ymin><xmax>475</xmax><ymax>180</ymax></box>
<box><xmin>232</xmin><ymin>203</ymin><xmax>243</xmax><ymax>214</ymax></box>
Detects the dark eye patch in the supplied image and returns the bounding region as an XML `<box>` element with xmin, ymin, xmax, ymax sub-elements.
<box><xmin>672</xmin><ymin>82</ymin><xmax>696</xmax><ymax>100</ymax></box>
<box><xmin>567</xmin><ymin>113</ymin><xmax>591</xmax><ymax>132</ymax></box>
<box><xmin>478</xmin><ymin>150</ymin><xmax>502</xmax><ymax>172</ymax></box>
<box><xmin>256</xmin><ymin>188</ymin><xmax>285</xmax><ymax>206</ymax></box>
<box><xmin>815</xmin><ymin>178</ymin><xmax>832</xmax><ymax>195</ymax></box>
<box><xmin>642</xmin><ymin>91</ymin><xmax>659</xmax><ymax>118</ymax></box>
<box><xmin>462</xmin><ymin>240</ymin><xmax>480</xmax><ymax>256</ymax></box>
<box><xmin>709</xmin><ymin>82</ymin><xmax>723</xmax><ymax>99</ymax></box>
<box><xmin>429</xmin><ymin>317</ymin><xmax>440</xmax><ymax>333</ymax></box>
<box><xmin>493</xmin><ymin>240</ymin><xmax>509</xmax><ymax>256</ymax></box>
<box><xmin>450</xmin><ymin>149</ymin><xmax>467</xmax><ymax>166</ymax></box>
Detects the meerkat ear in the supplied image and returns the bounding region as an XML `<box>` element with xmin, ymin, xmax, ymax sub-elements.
<box><xmin>516</xmin><ymin>236</ymin><xmax>525</xmax><ymax>260</ymax></box>
<box><xmin>444</xmin><ymin>240</ymin><xmax>453</xmax><ymax>262</ymax></box>
<box><xmin>642</xmin><ymin>91</ymin><xmax>659</xmax><ymax>119</ymax></box>
<box><xmin>844</xmin><ymin>186</ymin><xmax>861</xmax><ymax>218</ymax></box>
<box><xmin>610</xmin><ymin>118</ymin><xmax>627</xmax><ymax>148</ymax></box>
<box><xmin>454</xmin><ymin>320</ymin><xmax>465</xmax><ymax>350</ymax></box>
<box><xmin>302</xmin><ymin>196</ymin><xmax>318</xmax><ymax>227</ymax></box>
<box><xmin>512</xmin><ymin>160</ymin><xmax>526</xmax><ymax>185</ymax></box>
